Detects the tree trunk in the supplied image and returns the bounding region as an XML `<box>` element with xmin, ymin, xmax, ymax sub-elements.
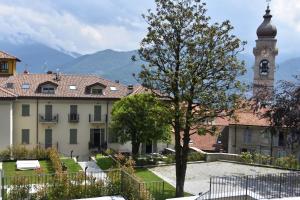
<box><xmin>132</xmin><ymin>141</ymin><xmax>140</xmax><ymax>158</ymax></box>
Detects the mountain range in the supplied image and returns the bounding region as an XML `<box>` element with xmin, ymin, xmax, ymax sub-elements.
<box><xmin>0</xmin><ymin>41</ymin><xmax>298</xmax><ymax>85</ymax></box>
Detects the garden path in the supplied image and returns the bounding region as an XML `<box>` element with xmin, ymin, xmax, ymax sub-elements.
<box><xmin>78</xmin><ymin>161</ymin><xmax>106</xmax><ymax>181</ymax></box>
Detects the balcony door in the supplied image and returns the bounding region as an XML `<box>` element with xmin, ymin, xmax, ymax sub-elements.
<box><xmin>94</xmin><ymin>105</ymin><xmax>101</xmax><ymax>121</ymax></box>
<box><xmin>45</xmin><ymin>129</ymin><xmax>52</xmax><ymax>149</ymax></box>
<box><xmin>70</xmin><ymin>105</ymin><xmax>78</xmax><ymax>120</ymax></box>
<box><xmin>90</xmin><ymin>128</ymin><xmax>105</xmax><ymax>148</ymax></box>
<box><xmin>45</xmin><ymin>105</ymin><xmax>52</xmax><ymax>121</ymax></box>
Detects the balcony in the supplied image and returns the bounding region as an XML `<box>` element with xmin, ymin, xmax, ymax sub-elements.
<box><xmin>39</xmin><ymin>114</ymin><xmax>59</xmax><ymax>123</ymax></box>
<box><xmin>89</xmin><ymin>114</ymin><xmax>107</xmax><ymax>124</ymax></box>
<box><xmin>68</xmin><ymin>113</ymin><xmax>79</xmax><ymax>123</ymax></box>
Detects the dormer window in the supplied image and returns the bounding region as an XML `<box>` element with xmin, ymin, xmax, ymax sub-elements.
<box><xmin>91</xmin><ymin>88</ymin><xmax>103</xmax><ymax>95</ymax></box>
<box><xmin>37</xmin><ymin>82</ymin><xmax>58</xmax><ymax>94</ymax></box>
<box><xmin>41</xmin><ymin>85</ymin><xmax>56</xmax><ymax>94</ymax></box>
<box><xmin>86</xmin><ymin>82</ymin><xmax>106</xmax><ymax>95</ymax></box>
<box><xmin>0</xmin><ymin>61</ymin><xmax>8</xmax><ymax>73</ymax></box>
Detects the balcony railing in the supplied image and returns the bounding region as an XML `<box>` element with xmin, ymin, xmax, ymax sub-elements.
<box><xmin>68</xmin><ymin>113</ymin><xmax>79</xmax><ymax>123</ymax></box>
<box><xmin>39</xmin><ymin>114</ymin><xmax>59</xmax><ymax>123</ymax></box>
<box><xmin>89</xmin><ymin>114</ymin><xmax>107</xmax><ymax>124</ymax></box>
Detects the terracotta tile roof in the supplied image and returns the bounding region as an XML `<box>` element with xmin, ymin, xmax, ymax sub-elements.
<box><xmin>0</xmin><ymin>87</ymin><xmax>17</xmax><ymax>98</ymax></box>
<box><xmin>229</xmin><ymin>111</ymin><xmax>270</xmax><ymax>127</ymax></box>
<box><xmin>0</xmin><ymin>74</ymin><xmax>128</xmax><ymax>99</ymax></box>
<box><xmin>0</xmin><ymin>51</ymin><xmax>21</xmax><ymax>61</ymax></box>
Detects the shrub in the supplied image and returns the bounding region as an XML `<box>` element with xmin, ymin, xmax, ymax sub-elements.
<box><xmin>163</xmin><ymin>154</ymin><xmax>175</xmax><ymax>164</ymax></box>
<box><xmin>241</xmin><ymin>152</ymin><xmax>253</xmax><ymax>163</ymax></box>
<box><xmin>5</xmin><ymin>177</ymin><xmax>31</xmax><ymax>200</ymax></box>
<box><xmin>187</xmin><ymin>152</ymin><xmax>206</xmax><ymax>162</ymax></box>
<box><xmin>274</xmin><ymin>155</ymin><xmax>299</xmax><ymax>169</ymax></box>
<box><xmin>48</xmin><ymin>148</ymin><xmax>62</xmax><ymax>173</ymax></box>
<box><xmin>0</xmin><ymin>149</ymin><xmax>10</xmax><ymax>161</ymax></box>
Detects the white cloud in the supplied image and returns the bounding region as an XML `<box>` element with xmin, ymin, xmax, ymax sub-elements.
<box><xmin>272</xmin><ymin>0</ymin><xmax>300</xmax><ymax>32</ymax></box>
<box><xmin>0</xmin><ymin>3</ymin><xmax>145</xmax><ymax>54</ymax></box>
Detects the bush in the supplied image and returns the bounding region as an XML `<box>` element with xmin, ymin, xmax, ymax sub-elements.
<box><xmin>241</xmin><ymin>152</ymin><xmax>253</xmax><ymax>164</ymax></box>
<box><xmin>274</xmin><ymin>155</ymin><xmax>299</xmax><ymax>169</ymax></box>
<box><xmin>163</xmin><ymin>154</ymin><xmax>175</xmax><ymax>164</ymax></box>
<box><xmin>0</xmin><ymin>149</ymin><xmax>10</xmax><ymax>161</ymax></box>
<box><xmin>187</xmin><ymin>152</ymin><xmax>206</xmax><ymax>162</ymax></box>
<box><xmin>0</xmin><ymin>145</ymin><xmax>50</xmax><ymax>161</ymax></box>
<box><xmin>48</xmin><ymin>148</ymin><xmax>62</xmax><ymax>173</ymax></box>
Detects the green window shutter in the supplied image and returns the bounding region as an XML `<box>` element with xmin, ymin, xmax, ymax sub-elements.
<box><xmin>22</xmin><ymin>129</ymin><xmax>30</xmax><ymax>144</ymax></box>
<box><xmin>70</xmin><ymin>129</ymin><xmax>77</xmax><ymax>144</ymax></box>
<box><xmin>94</xmin><ymin>105</ymin><xmax>101</xmax><ymax>121</ymax></box>
<box><xmin>22</xmin><ymin>104</ymin><xmax>30</xmax><ymax>116</ymax></box>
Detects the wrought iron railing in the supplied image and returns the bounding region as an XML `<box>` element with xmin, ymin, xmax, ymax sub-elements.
<box><xmin>197</xmin><ymin>172</ymin><xmax>300</xmax><ymax>200</ymax></box>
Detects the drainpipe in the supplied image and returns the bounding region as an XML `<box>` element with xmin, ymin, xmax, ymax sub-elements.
<box><xmin>106</xmin><ymin>101</ymin><xmax>109</xmax><ymax>146</ymax></box>
<box><xmin>36</xmin><ymin>98</ymin><xmax>39</xmax><ymax>146</ymax></box>
<box><xmin>234</xmin><ymin>125</ymin><xmax>237</xmax><ymax>153</ymax></box>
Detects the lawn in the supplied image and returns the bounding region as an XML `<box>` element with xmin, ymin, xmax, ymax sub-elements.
<box><xmin>95</xmin><ymin>154</ymin><xmax>115</xmax><ymax>170</ymax></box>
<box><xmin>3</xmin><ymin>160</ymin><xmax>54</xmax><ymax>177</ymax></box>
<box><xmin>135</xmin><ymin>168</ymin><xmax>191</xmax><ymax>200</ymax></box>
<box><xmin>60</xmin><ymin>158</ymin><xmax>82</xmax><ymax>173</ymax></box>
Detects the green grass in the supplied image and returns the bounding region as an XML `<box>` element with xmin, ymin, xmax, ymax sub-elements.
<box><xmin>3</xmin><ymin>160</ymin><xmax>54</xmax><ymax>177</ymax></box>
<box><xmin>135</xmin><ymin>168</ymin><xmax>191</xmax><ymax>200</ymax></box>
<box><xmin>96</xmin><ymin>154</ymin><xmax>115</xmax><ymax>170</ymax></box>
<box><xmin>60</xmin><ymin>158</ymin><xmax>82</xmax><ymax>173</ymax></box>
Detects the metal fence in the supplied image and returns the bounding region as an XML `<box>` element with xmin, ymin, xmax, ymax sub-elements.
<box><xmin>0</xmin><ymin>169</ymin><xmax>165</xmax><ymax>200</ymax></box>
<box><xmin>121</xmin><ymin>170</ymin><xmax>165</xmax><ymax>200</ymax></box>
<box><xmin>198</xmin><ymin>172</ymin><xmax>300</xmax><ymax>200</ymax></box>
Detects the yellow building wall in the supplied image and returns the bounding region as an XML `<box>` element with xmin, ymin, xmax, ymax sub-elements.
<box><xmin>0</xmin><ymin>60</ymin><xmax>17</xmax><ymax>76</ymax></box>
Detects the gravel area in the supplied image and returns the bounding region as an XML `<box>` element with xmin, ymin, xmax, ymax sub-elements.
<box><xmin>149</xmin><ymin>161</ymin><xmax>292</xmax><ymax>195</ymax></box>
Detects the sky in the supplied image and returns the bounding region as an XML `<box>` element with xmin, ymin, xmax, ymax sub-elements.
<box><xmin>0</xmin><ymin>0</ymin><xmax>299</xmax><ymax>59</ymax></box>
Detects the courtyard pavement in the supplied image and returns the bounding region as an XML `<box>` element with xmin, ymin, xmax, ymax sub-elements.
<box><xmin>149</xmin><ymin>161</ymin><xmax>292</xmax><ymax>195</ymax></box>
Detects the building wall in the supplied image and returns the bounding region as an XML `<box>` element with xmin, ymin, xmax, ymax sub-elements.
<box><xmin>228</xmin><ymin>125</ymin><xmax>273</xmax><ymax>154</ymax></box>
<box><xmin>13</xmin><ymin>99</ymin><xmax>113</xmax><ymax>157</ymax></box>
<box><xmin>12</xmin><ymin>98</ymin><xmax>169</xmax><ymax>157</ymax></box>
<box><xmin>0</xmin><ymin>101</ymin><xmax>13</xmax><ymax>150</ymax></box>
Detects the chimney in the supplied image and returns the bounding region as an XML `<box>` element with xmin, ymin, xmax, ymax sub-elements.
<box><xmin>127</xmin><ymin>85</ymin><xmax>134</xmax><ymax>95</ymax></box>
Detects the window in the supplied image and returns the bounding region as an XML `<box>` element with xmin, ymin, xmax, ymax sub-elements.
<box><xmin>70</xmin><ymin>129</ymin><xmax>78</xmax><ymax>144</ymax></box>
<box><xmin>259</xmin><ymin>59</ymin><xmax>269</xmax><ymax>75</ymax></box>
<box><xmin>91</xmin><ymin>88</ymin><xmax>103</xmax><ymax>95</ymax></box>
<box><xmin>0</xmin><ymin>62</ymin><xmax>8</xmax><ymax>73</ymax></box>
<box><xmin>278</xmin><ymin>132</ymin><xmax>285</xmax><ymax>146</ymax></box>
<box><xmin>69</xmin><ymin>85</ymin><xmax>77</xmax><ymax>90</ymax></box>
<box><xmin>22</xmin><ymin>129</ymin><xmax>30</xmax><ymax>144</ymax></box>
<box><xmin>243</xmin><ymin>128</ymin><xmax>252</xmax><ymax>144</ymax></box>
<box><xmin>94</xmin><ymin>105</ymin><xmax>102</xmax><ymax>121</ymax></box>
<box><xmin>41</xmin><ymin>84</ymin><xmax>56</xmax><ymax>94</ymax></box>
<box><xmin>110</xmin><ymin>87</ymin><xmax>117</xmax><ymax>91</ymax></box>
<box><xmin>22</xmin><ymin>104</ymin><xmax>30</xmax><ymax>116</ymax></box>
<box><xmin>22</xmin><ymin>83</ymin><xmax>30</xmax><ymax>89</ymax></box>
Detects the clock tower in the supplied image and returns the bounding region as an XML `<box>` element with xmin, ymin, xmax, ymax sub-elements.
<box><xmin>253</xmin><ymin>6</ymin><xmax>278</xmax><ymax>99</ymax></box>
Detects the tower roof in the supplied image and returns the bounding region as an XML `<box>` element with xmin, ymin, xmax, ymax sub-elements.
<box><xmin>256</xmin><ymin>6</ymin><xmax>277</xmax><ymax>39</ymax></box>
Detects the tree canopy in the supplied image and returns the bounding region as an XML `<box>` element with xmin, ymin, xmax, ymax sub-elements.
<box><xmin>110</xmin><ymin>93</ymin><xmax>171</xmax><ymax>156</ymax></box>
<box><xmin>136</xmin><ymin>0</ymin><xmax>246</xmax><ymax>196</ymax></box>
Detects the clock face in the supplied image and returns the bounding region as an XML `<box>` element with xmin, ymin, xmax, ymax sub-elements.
<box><xmin>259</xmin><ymin>59</ymin><xmax>269</xmax><ymax>75</ymax></box>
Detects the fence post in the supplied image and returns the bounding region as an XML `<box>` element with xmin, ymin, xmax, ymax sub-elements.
<box><xmin>245</xmin><ymin>176</ymin><xmax>249</xmax><ymax>200</ymax></box>
<box><xmin>162</xmin><ymin>181</ymin><xmax>165</xmax><ymax>199</ymax></box>
<box><xmin>279</xmin><ymin>173</ymin><xmax>282</xmax><ymax>198</ymax></box>
<box><xmin>209</xmin><ymin>177</ymin><xmax>212</xmax><ymax>200</ymax></box>
<box><xmin>85</xmin><ymin>166</ymin><xmax>88</xmax><ymax>197</ymax></box>
<box><xmin>1</xmin><ymin>170</ymin><xmax>4</xmax><ymax>199</ymax></box>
